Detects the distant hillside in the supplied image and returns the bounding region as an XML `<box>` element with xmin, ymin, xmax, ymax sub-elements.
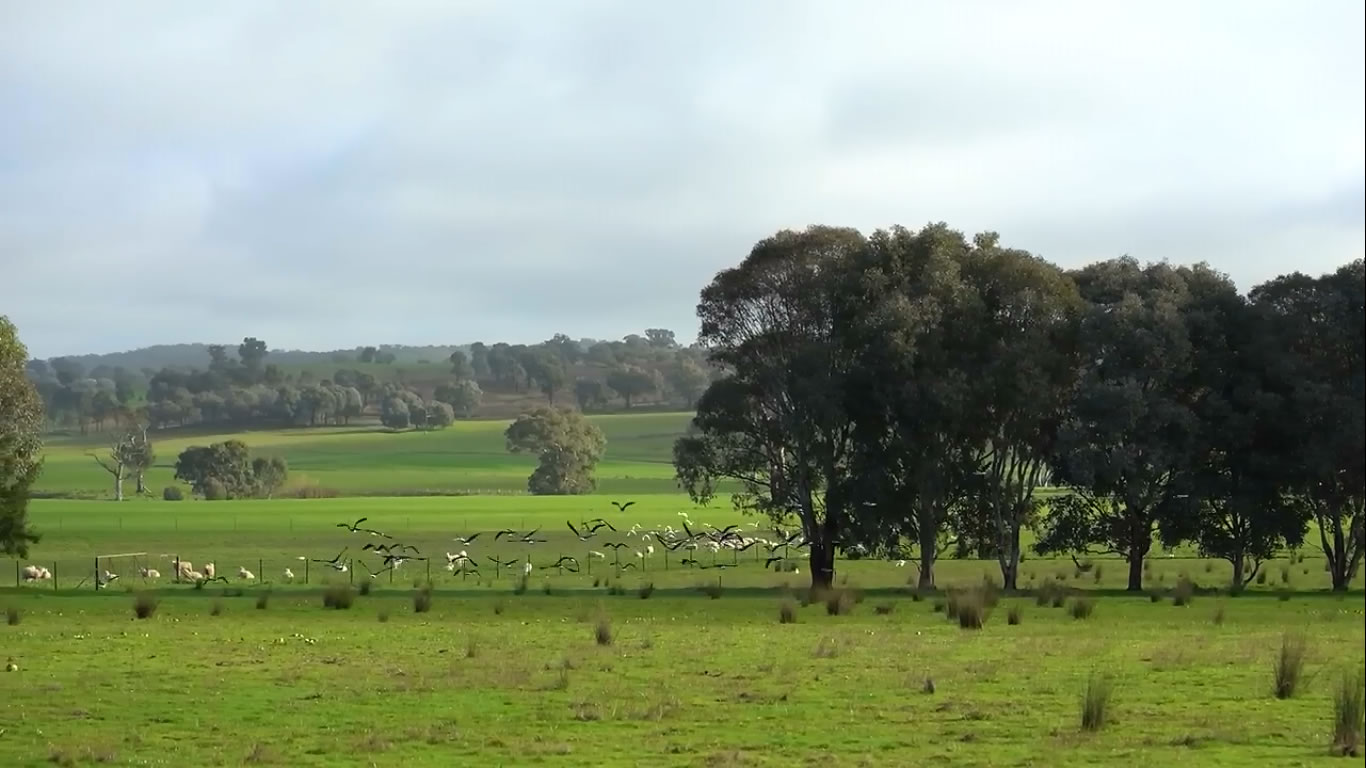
<box><xmin>46</xmin><ymin>343</ymin><xmax>493</xmax><ymax>371</ymax></box>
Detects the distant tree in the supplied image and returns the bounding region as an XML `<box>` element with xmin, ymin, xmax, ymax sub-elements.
<box><xmin>544</xmin><ymin>333</ymin><xmax>582</xmax><ymax>364</ymax></box>
<box><xmin>433</xmin><ymin>379</ymin><xmax>482</xmax><ymax>418</ymax></box>
<box><xmin>505</xmin><ymin>407</ymin><xmax>607</xmax><ymax>495</ymax></box>
<box><xmin>50</xmin><ymin>356</ymin><xmax>84</xmax><ymax>386</ymax></box>
<box><xmin>207</xmin><ymin>344</ymin><xmax>232</xmax><ymax>371</ymax></box>
<box><xmin>573</xmin><ymin>378</ymin><xmax>609</xmax><ymax>411</ymax></box>
<box><xmin>236</xmin><ymin>337</ymin><xmax>267</xmax><ymax>374</ymax></box>
<box><xmin>380</xmin><ymin>395</ymin><xmax>411</xmax><ymax>430</ymax></box>
<box><xmin>468</xmin><ymin>342</ymin><xmax>491</xmax><ymax>379</ymax></box>
<box><xmin>1</xmin><ymin>316</ymin><xmax>44</xmax><ymax>557</ymax></box>
<box><xmin>376</xmin><ymin>351</ymin><xmax>397</xmax><ymax>365</ymax></box>
<box><xmin>408</xmin><ymin>398</ymin><xmax>429</xmax><ymax>429</ymax></box>
<box><xmin>359</xmin><ymin>346</ymin><xmax>378</xmax><ymax>364</ymax></box>
<box><xmin>337</xmin><ymin>386</ymin><xmax>363</xmax><ymax>424</ymax></box>
<box><xmin>250</xmin><ymin>456</ymin><xmax>288</xmax><ymax>498</ymax></box>
<box><xmin>522</xmin><ymin>352</ymin><xmax>567</xmax><ymax>404</ymax></box>
<box><xmin>605</xmin><ymin>364</ymin><xmax>658</xmax><ymax>408</ymax></box>
<box><xmin>666</xmin><ymin>357</ymin><xmax>709</xmax><ymax>408</ymax></box>
<box><xmin>448</xmin><ymin>350</ymin><xmax>474</xmax><ymax>379</ymax></box>
<box><xmin>174</xmin><ymin>440</ymin><xmax>255</xmax><ymax>499</ymax></box>
<box><xmin>426</xmin><ymin>401</ymin><xmax>455</xmax><ymax>429</ymax></box>
<box><xmin>645</xmin><ymin>328</ymin><xmax>677</xmax><ymax>348</ymax></box>
<box><xmin>262</xmin><ymin>363</ymin><xmax>286</xmax><ymax>386</ymax></box>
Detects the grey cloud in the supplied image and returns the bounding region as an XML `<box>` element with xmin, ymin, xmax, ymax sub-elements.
<box><xmin>0</xmin><ymin>0</ymin><xmax>1361</xmax><ymax>357</ymax></box>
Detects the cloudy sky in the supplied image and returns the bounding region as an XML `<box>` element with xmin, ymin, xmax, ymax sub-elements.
<box><xmin>2</xmin><ymin>1</ymin><xmax>1362</xmax><ymax>358</ymax></box>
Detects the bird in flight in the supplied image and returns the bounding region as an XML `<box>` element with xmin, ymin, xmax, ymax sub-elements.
<box><xmin>518</xmin><ymin>528</ymin><xmax>548</xmax><ymax>544</ymax></box>
<box><xmin>451</xmin><ymin>533</ymin><xmax>481</xmax><ymax>546</ymax></box>
<box><xmin>566</xmin><ymin>521</ymin><xmax>595</xmax><ymax>541</ymax></box>
<box><xmin>584</xmin><ymin>518</ymin><xmax>616</xmax><ymax>533</ymax></box>
<box><xmin>610</xmin><ymin>500</ymin><xmax>636</xmax><ymax>513</ymax></box>
<box><xmin>336</xmin><ymin>518</ymin><xmax>390</xmax><ymax>537</ymax></box>
<box><xmin>541</xmin><ymin>556</ymin><xmax>580</xmax><ymax>573</ymax></box>
<box><xmin>312</xmin><ymin>548</ymin><xmax>350</xmax><ymax>571</ymax></box>
<box><xmin>493</xmin><ymin>529</ymin><xmax>518</xmax><ymax>541</ymax></box>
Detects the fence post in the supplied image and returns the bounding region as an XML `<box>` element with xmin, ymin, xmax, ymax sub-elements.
<box><xmin>13</xmin><ymin>560</ymin><xmax>18</xmax><ymax>588</ymax></box>
<box><xmin>305</xmin><ymin>559</ymin><xmax>309</xmax><ymax>585</ymax></box>
<box><xmin>349</xmin><ymin>560</ymin><xmax>354</xmax><ymax>585</ymax></box>
<box><xmin>52</xmin><ymin>562</ymin><xmax>57</xmax><ymax>591</ymax></box>
<box><xmin>426</xmin><ymin>559</ymin><xmax>431</xmax><ymax>584</ymax></box>
<box><xmin>93</xmin><ymin>557</ymin><xmax>99</xmax><ymax>591</ymax></box>
<box><xmin>259</xmin><ymin>559</ymin><xmax>263</xmax><ymax>584</ymax></box>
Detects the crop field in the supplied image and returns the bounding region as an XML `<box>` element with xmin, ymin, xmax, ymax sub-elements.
<box><xmin>34</xmin><ymin>412</ymin><xmax>693</xmax><ymax>498</ymax></box>
<box><xmin>3</xmin><ymin>416</ymin><xmax>1364</xmax><ymax>766</ymax></box>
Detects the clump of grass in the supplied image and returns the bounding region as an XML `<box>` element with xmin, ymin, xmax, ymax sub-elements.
<box><xmin>1278</xmin><ymin>590</ymin><xmax>1292</xmax><ymax>602</ymax></box>
<box><xmin>322</xmin><ymin>583</ymin><xmax>356</xmax><ymax>610</ymax></box>
<box><xmin>1081</xmin><ymin>674</ymin><xmax>1113</xmax><ymax>731</ymax></box>
<box><xmin>932</xmin><ymin>598</ymin><xmax>946</xmax><ymax>613</ymax></box>
<box><xmin>957</xmin><ymin>591</ymin><xmax>987</xmax><ymax>629</ymax></box>
<box><xmin>606</xmin><ymin>580</ymin><xmax>625</xmax><ymax>596</ymax></box>
<box><xmin>1273</xmin><ymin>633</ymin><xmax>1307</xmax><ymax>699</ymax></box>
<box><xmin>1172</xmin><ymin>576</ymin><xmax>1196</xmax><ymax>607</ymax></box>
<box><xmin>358</xmin><ymin>580</ymin><xmax>373</xmax><ymax>596</ymax></box>
<box><xmin>591</xmin><ymin>577</ymin><xmax>600</xmax><ymax>588</ymax></box>
<box><xmin>551</xmin><ymin>665</ymin><xmax>571</xmax><ymax>691</ymax></box>
<box><xmin>512</xmin><ymin>576</ymin><xmax>528</xmax><ymax>595</ymax></box>
<box><xmin>413</xmin><ymin>585</ymin><xmax>433</xmax><ymax>614</ymax></box>
<box><xmin>1280</xmin><ymin>565</ymin><xmax>1291</xmax><ymax>584</ymax></box>
<box><xmin>813</xmin><ymin>637</ymin><xmax>840</xmax><ymax>658</ymax></box>
<box><xmin>699</xmin><ymin>582</ymin><xmax>723</xmax><ymax>600</ymax></box>
<box><xmin>492</xmin><ymin>599</ymin><xmax>506</xmax><ymax>616</ymax></box>
<box><xmin>1211</xmin><ymin>604</ymin><xmax>1226</xmax><ymax>625</ymax></box>
<box><xmin>637</xmin><ymin>582</ymin><xmax>655</xmax><ymax>599</ymax></box>
<box><xmin>874</xmin><ymin>602</ymin><xmax>895</xmax><ymax>615</ymax></box>
<box><xmin>826</xmin><ymin>589</ymin><xmax>855</xmax><ymax>616</ymax></box>
<box><xmin>909</xmin><ymin>588</ymin><xmax>925</xmax><ymax>602</ymax></box>
<box><xmin>5</xmin><ymin>606</ymin><xmax>20</xmax><ymax>626</ymax></box>
<box><xmin>1331</xmin><ymin>668</ymin><xmax>1364</xmax><ymax>757</ymax></box>
<box><xmin>1051</xmin><ymin>589</ymin><xmax>1068</xmax><ymax>608</ymax></box>
<box><xmin>922</xmin><ymin>676</ymin><xmax>936</xmax><ymax>694</ymax></box>
<box><xmin>594</xmin><ymin>615</ymin><xmax>613</xmax><ymax>646</ymax></box>
<box><xmin>1204</xmin><ymin>561</ymin><xmax>1214</xmax><ymax>573</ymax></box>
<box><xmin>1093</xmin><ymin>564</ymin><xmax>1104</xmax><ymax>584</ymax></box>
<box><xmin>132</xmin><ymin>593</ymin><xmax>159</xmax><ymax>620</ymax></box>
<box><xmin>464</xmin><ymin>635</ymin><xmax>479</xmax><ymax>659</ymax></box>
<box><xmin>255</xmin><ymin>590</ymin><xmax>270</xmax><ymax>610</ymax></box>
<box><xmin>1149</xmin><ymin>592</ymin><xmax>1164</xmax><ymax>603</ymax></box>
<box><xmin>377</xmin><ymin>607</ymin><xmax>390</xmax><ymax>623</ymax></box>
<box><xmin>209</xmin><ymin>599</ymin><xmax>224</xmax><ymax>616</ymax></box>
<box><xmin>1068</xmin><ymin>597</ymin><xmax>1095</xmax><ymax>620</ymax></box>
<box><xmin>542</xmin><ymin>580</ymin><xmax>553</xmax><ymax>595</ymax></box>
<box><xmin>778</xmin><ymin>599</ymin><xmax>798</xmax><ymax>624</ymax></box>
<box><xmin>1007</xmin><ymin>605</ymin><xmax>1023</xmax><ymax>625</ymax></box>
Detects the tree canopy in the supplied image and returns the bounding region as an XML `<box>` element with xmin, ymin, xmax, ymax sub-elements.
<box><xmin>505</xmin><ymin>407</ymin><xmax>607</xmax><ymax>495</ymax></box>
<box><xmin>1</xmin><ymin>316</ymin><xmax>43</xmax><ymax>557</ymax></box>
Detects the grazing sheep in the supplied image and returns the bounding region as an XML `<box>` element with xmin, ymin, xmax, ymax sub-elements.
<box><xmin>21</xmin><ymin>565</ymin><xmax>51</xmax><ymax>582</ymax></box>
<box><xmin>139</xmin><ymin>567</ymin><xmax>161</xmax><ymax>579</ymax></box>
<box><xmin>282</xmin><ymin>568</ymin><xmax>295</xmax><ymax>583</ymax></box>
<box><xmin>174</xmin><ymin>560</ymin><xmax>194</xmax><ymax>577</ymax></box>
<box><xmin>184</xmin><ymin>570</ymin><xmax>205</xmax><ymax>582</ymax></box>
<box><xmin>237</xmin><ymin>567</ymin><xmax>255</xmax><ymax>581</ymax></box>
<box><xmin>203</xmin><ymin>563</ymin><xmax>216</xmax><ymax>579</ymax></box>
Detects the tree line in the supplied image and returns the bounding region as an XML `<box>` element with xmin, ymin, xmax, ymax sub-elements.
<box><xmin>674</xmin><ymin>224</ymin><xmax>1364</xmax><ymax>593</ymax></box>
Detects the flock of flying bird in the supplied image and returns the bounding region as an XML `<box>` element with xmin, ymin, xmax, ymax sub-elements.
<box><xmin>307</xmin><ymin>501</ymin><xmax>812</xmax><ymax>582</ymax></box>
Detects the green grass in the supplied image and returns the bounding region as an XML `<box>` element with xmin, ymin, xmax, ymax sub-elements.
<box><xmin>35</xmin><ymin>412</ymin><xmax>693</xmax><ymax>497</ymax></box>
<box><xmin>1</xmin><ymin>589</ymin><xmax>1361</xmax><ymax>766</ymax></box>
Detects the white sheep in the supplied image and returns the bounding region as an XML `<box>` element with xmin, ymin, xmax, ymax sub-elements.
<box><xmin>174</xmin><ymin>560</ymin><xmax>194</xmax><ymax>576</ymax></box>
<box><xmin>184</xmin><ymin>570</ymin><xmax>205</xmax><ymax>582</ymax></box>
<box><xmin>21</xmin><ymin>565</ymin><xmax>50</xmax><ymax>582</ymax></box>
<box><xmin>203</xmin><ymin>563</ymin><xmax>216</xmax><ymax>579</ymax></box>
<box><xmin>139</xmin><ymin>567</ymin><xmax>161</xmax><ymax>579</ymax></box>
<box><xmin>282</xmin><ymin>568</ymin><xmax>295</xmax><ymax>583</ymax></box>
<box><xmin>237</xmin><ymin>566</ymin><xmax>255</xmax><ymax>581</ymax></box>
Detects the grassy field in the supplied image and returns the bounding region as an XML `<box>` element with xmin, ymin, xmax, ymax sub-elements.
<box><xmin>5</xmin><ymin>415</ymin><xmax>1364</xmax><ymax>765</ymax></box>
<box><xmin>35</xmin><ymin>412</ymin><xmax>692</xmax><ymax>498</ymax></box>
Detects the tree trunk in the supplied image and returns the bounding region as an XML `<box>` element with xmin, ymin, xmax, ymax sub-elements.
<box><xmin>1126</xmin><ymin>549</ymin><xmax>1144</xmax><ymax>591</ymax></box>
<box><xmin>113</xmin><ymin>470</ymin><xmax>124</xmax><ymax>502</ymax></box>
<box><xmin>135</xmin><ymin>471</ymin><xmax>146</xmax><ymax>496</ymax></box>
<box><xmin>999</xmin><ymin>524</ymin><xmax>1021</xmax><ymax>590</ymax></box>
<box><xmin>1231</xmin><ymin>551</ymin><xmax>1245</xmax><ymax>589</ymax></box>
<box><xmin>809</xmin><ymin>539</ymin><xmax>835</xmax><ymax>590</ymax></box>
<box><xmin>917</xmin><ymin>518</ymin><xmax>937</xmax><ymax>590</ymax></box>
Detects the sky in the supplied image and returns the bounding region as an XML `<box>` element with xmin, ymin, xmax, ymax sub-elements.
<box><xmin>1</xmin><ymin>1</ymin><xmax>1362</xmax><ymax>359</ymax></box>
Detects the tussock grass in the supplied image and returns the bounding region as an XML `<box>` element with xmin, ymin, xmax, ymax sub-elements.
<box><xmin>1273</xmin><ymin>633</ymin><xmax>1307</xmax><ymax>700</ymax></box>
<box><xmin>512</xmin><ymin>576</ymin><xmax>528</xmax><ymax>595</ymax></box>
<box><xmin>955</xmin><ymin>590</ymin><xmax>987</xmax><ymax>630</ymax></box>
<box><xmin>492</xmin><ymin>599</ymin><xmax>506</xmax><ymax>615</ymax></box>
<box><xmin>932</xmin><ymin>598</ymin><xmax>946</xmax><ymax>613</ymax></box>
<box><xmin>1211</xmin><ymin>604</ymin><xmax>1226</xmax><ymax>625</ymax></box>
<box><xmin>358</xmin><ymin>580</ymin><xmax>372</xmax><ymax>596</ymax></box>
<box><xmin>1081</xmin><ymin>674</ymin><xmax>1113</xmax><ymax>731</ymax></box>
<box><xmin>1331</xmin><ymin>668</ymin><xmax>1364</xmax><ymax>756</ymax></box>
<box><xmin>874</xmin><ymin>602</ymin><xmax>895</xmax><ymax>615</ymax></box>
<box><xmin>413</xmin><ymin>585</ymin><xmax>433</xmax><ymax>614</ymax></box>
<box><xmin>465</xmin><ymin>635</ymin><xmax>479</xmax><ymax>658</ymax></box>
<box><xmin>594</xmin><ymin>616</ymin><xmax>613</xmax><ymax>646</ymax></box>
<box><xmin>132</xmin><ymin>593</ymin><xmax>158</xmax><ymax>620</ymax></box>
<box><xmin>699</xmin><ymin>582</ymin><xmax>723</xmax><ymax>600</ymax></box>
<box><xmin>1007</xmin><ymin>605</ymin><xmax>1023</xmax><ymax>625</ymax></box>
<box><xmin>1149</xmin><ymin>592</ymin><xmax>1163</xmax><ymax>603</ymax></box>
<box><xmin>1255</xmin><ymin>570</ymin><xmax>1267</xmax><ymax>585</ymax></box>
<box><xmin>778</xmin><ymin>599</ymin><xmax>798</xmax><ymax>624</ymax></box>
<box><xmin>1172</xmin><ymin>576</ymin><xmax>1196</xmax><ymax>607</ymax></box>
<box><xmin>5</xmin><ymin>606</ymin><xmax>20</xmax><ymax>626</ymax></box>
<box><xmin>377</xmin><ymin>607</ymin><xmax>390</xmax><ymax>623</ymax></box>
<box><xmin>1069</xmin><ymin>597</ymin><xmax>1095</xmax><ymax>620</ymax></box>
<box><xmin>922</xmin><ymin>677</ymin><xmax>936</xmax><ymax>694</ymax></box>
<box><xmin>255</xmin><ymin>590</ymin><xmax>270</xmax><ymax>610</ymax></box>
<box><xmin>637</xmin><ymin>582</ymin><xmax>654</xmax><ymax>599</ymax></box>
<box><xmin>606</xmin><ymin>580</ymin><xmax>625</xmax><ymax>596</ymax></box>
<box><xmin>826</xmin><ymin>589</ymin><xmax>855</xmax><ymax>616</ymax></box>
<box><xmin>322</xmin><ymin>583</ymin><xmax>356</xmax><ymax>610</ymax></box>
<box><xmin>813</xmin><ymin>637</ymin><xmax>840</xmax><ymax>658</ymax></box>
<box><xmin>542</xmin><ymin>579</ymin><xmax>553</xmax><ymax>595</ymax></box>
<box><xmin>209</xmin><ymin>599</ymin><xmax>224</xmax><ymax>616</ymax></box>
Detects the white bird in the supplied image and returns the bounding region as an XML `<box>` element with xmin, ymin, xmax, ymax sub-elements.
<box><xmin>237</xmin><ymin>567</ymin><xmax>255</xmax><ymax>581</ymax></box>
<box><xmin>896</xmin><ymin>560</ymin><xmax>906</xmax><ymax>568</ymax></box>
<box><xmin>589</xmin><ymin>550</ymin><xmax>606</xmax><ymax>559</ymax></box>
<box><xmin>102</xmin><ymin>570</ymin><xmax>119</xmax><ymax>583</ymax></box>
<box><xmin>646</xmin><ymin>545</ymin><xmax>655</xmax><ymax>556</ymax></box>
<box><xmin>282</xmin><ymin>568</ymin><xmax>295</xmax><ymax>582</ymax></box>
<box><xmin>523</xmin><ymin>562</ymin><xmax>533</xmax><ymax>575</ymax></box>
<box><xmin>5</xmin><ymin>658</ymin><xmax>17</xmax><ymax>672</ymax></box>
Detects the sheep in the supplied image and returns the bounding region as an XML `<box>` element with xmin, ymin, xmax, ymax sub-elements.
<box><xmin>203</xmin><ymin>563</ymin><xmax>216</xmax><ymax>579</ymax></box>
<box><xmin>237</xmin><ymin>566</ymin><xmax>255</xmax><ymax>581</ymax></box>
<box><xmin>174</xmin><ymin>560</ymin><xmax>194</xmax><ymax>576</ymax></box>
<box><xmin>21</xmin><ymin>565</ymin><xmax>50</xmax><ymax>582</ymax></box>
<box><xmin>184</xmin><ymin>570</ymin><xmax>205</xmax><ymax>582</ymax></box>
<box><xmin>282</xmin><ymin>568</ymin><xmax>295</xmax><ymax>583</ymax></box>
<box><xmin>139</xmin><ymin>567</ymin><xmax>161</xmax><ymax>579</ymax></box>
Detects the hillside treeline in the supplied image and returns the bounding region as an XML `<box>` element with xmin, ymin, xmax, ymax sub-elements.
<box><xmin>675</xmin><ymin>224</ymin><xmax>1364</xmax><ymax>593</ymax></box>
<box><xmin>25</xmin><ymin>332</ymin><xmax>714</xmax><ymax>432</ymax></box>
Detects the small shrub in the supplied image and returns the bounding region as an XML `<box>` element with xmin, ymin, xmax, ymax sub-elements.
<box><xmin>1007</xmin><ymin>605</ymin><xmax>1023</xmax><ymax>625</ymax></box>
<box><xmin>1172</xmin><ymin>576</ymin><xmax>1196</xmax><ymax>607</ymax></box>
<box><xmin>1273</xmin><ymin>633</ymin><xmax>1307</xmax><ymax>699</ymax></box>
<box><xmin>874</xmin><ymin>602</ymin><xmax>895</xmax><ymax>615</ymax></box>
<box><xmin>413</xmin><ymin>587</ymin><xmax>433</xmax><ymax>614</ymax></box>
<box><xmin>1278</xmin><ymin>590</ymin><xmax>1292</xmax><ymax>602</ymax></box>
<box><xmin>133</xmin><ymin>593</ymin><xmax>158</xmax><ymax>619</ymax></box>
<box><xmin>1331</xmin><ymin>668</ymin><xmax>1364</xmax><ymax>757</ymax></box>
<box><xmin>1149</xmin><ymin>592</ymin><xmax>1163</xmax><ymax>603</ymax></box>
<box><xmin>606</xmin><ymin>580</ymin><xmax>625</xmax><ymax>596</ymax></box>
<box><xmin>492</xmin><ymin>599</ymin><xmax>506</xmax><ymax>616</ymax></box>
<box><xmin>957</xmin><ymin>592</ymin><xmax>986</xmax><ymax>629</ymax></box>
<box><xmin>594</xmin><ymin>616</ymin><xmax>613</xmax><ymax>646</ymax></box>
<box><xmin>779</xmin><ymin>599</ymin><xmax>798</xmax><ymax>624</ymax></box>
<box><xmin>377</xmin><ymin>608</ymin><xmax>390</xmax><ymax>623</ymax></box>
<box><xmin>358</xmin><ymin>581</ymin><xmax>373</xmax><ymax>596</ymax></box>
<box><xmin>201</xmin><ymin>478</ymin><xmax>226</xmax><ymax>501</ymax></box>
<box><xmin>162</xmin><ymin>486</ymin><xmax>184</xmax><ymax>501</ymax></box>
<box><xmin>1211</xmin><ymin>605</ymin><xmax>1226</xmax><ymax>625</ymax></box>
<box><xmin>700</xmin><ymin>582</ymin><xmax>723</xmax><ymax>600</ymax></box>
<box><xmin>813</xmin><ymin>637</ymin><xmax>840</xmax><ymax>658</ymax></box>
<box><xmin>1068</xmin><ymin>597</ymin><xmax>1095</xmax><ymax>620</ymax></box>
<box><xmin>1081</xmin><ymin>674</ymin><xmax>1113</xmax><ymax>731</ymax></box>
<box><xmin>210</xmin><ymin>599</ymin><xmax>224</xmax><ymax>616</ymax></box>
<box><xmin>826</xmin><ymin>589</ymin><xmax>855</xmax><ymax>616</ymax></box>
<box><xmin>512</xmin><ymin>576</ymin><xmax>528</xmax><ymax>595</ymax></box>
<box><xmin>1255</xmin><ymin>570</ymin><xmax>1267</xmax><ymax>585</ymax></box>
<box><xmin>932</xmin><ymin>599</ymin><xmax>946</xmax><ymax>613</ymax></box>
<box><xmin>910</xmin><ymin>588</ymin><xmax>925</xmax><ymax>602</ymax></box>
<box><xmin>255</xmin><ymin>590</ymin><xmax>270</xmax><ymax>610</ymax></box>
<box><xmin>5</xmin><ymin>606</ymin><xmax>19</xmax><ymax>626</ymax></box>
<box><xmin>637</xmin><ymin>582</ymin><xmax>655</xmax><ymax>599</ymax></box>
<box><xmin>322</xmin><ymin>583</ymin><xmax>356</xmax><ymax>610</ymax></box>
<box><xmin>922</xmin><ymin>676</ymin><xmax>936</xmax><ymax>694</ymax></box>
